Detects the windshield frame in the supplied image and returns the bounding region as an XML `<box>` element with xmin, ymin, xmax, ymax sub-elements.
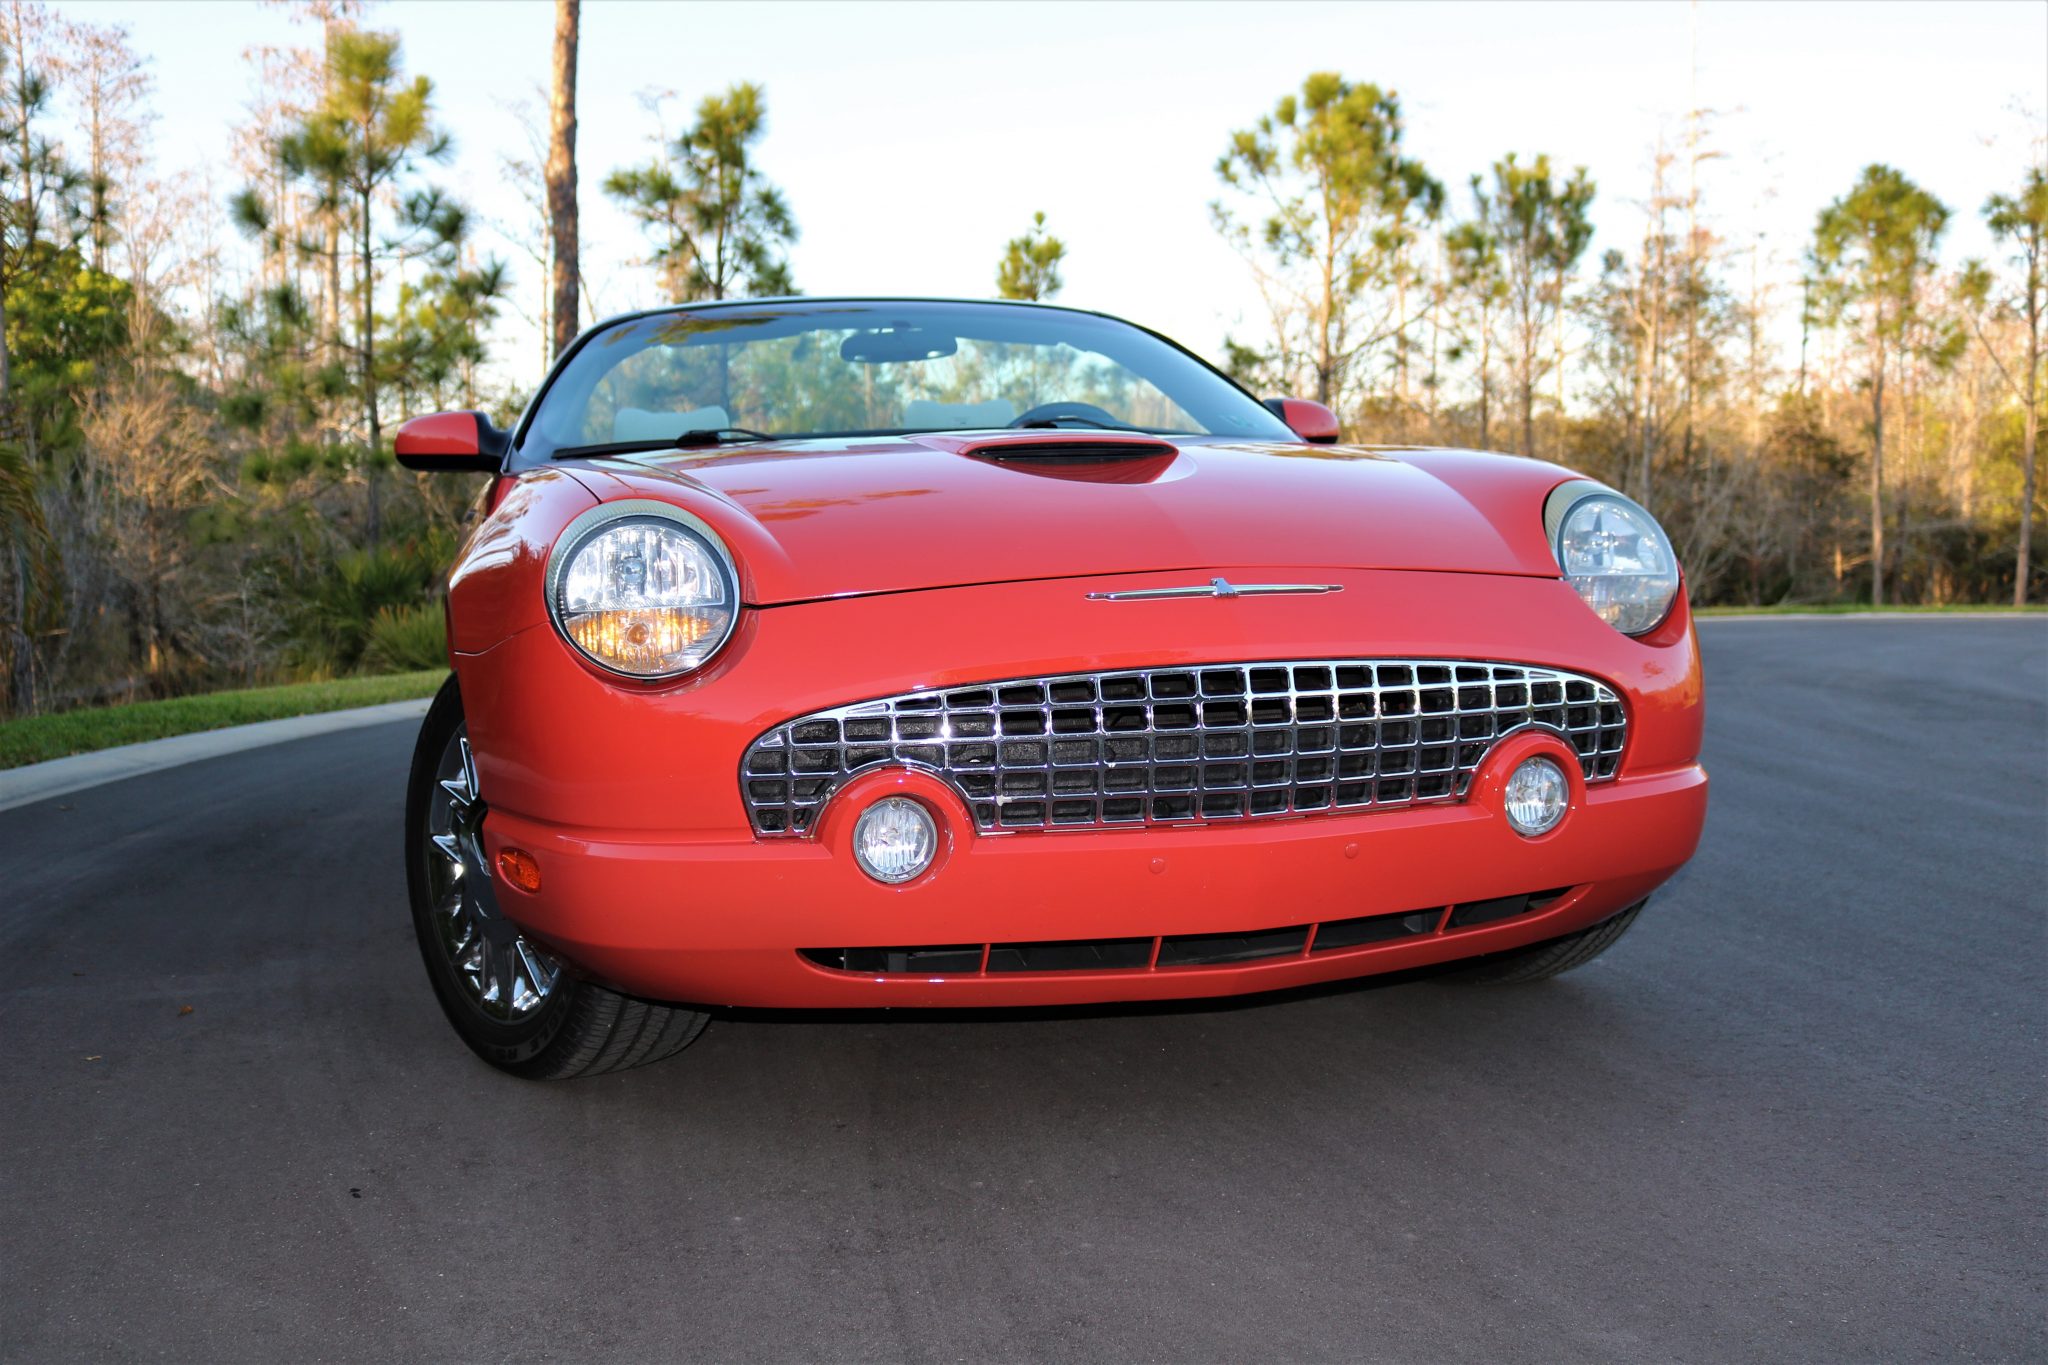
<box><xmin>508</xmin><ymin>297</ymin><xmax>1295</xmax><ymax>467</ymax></box>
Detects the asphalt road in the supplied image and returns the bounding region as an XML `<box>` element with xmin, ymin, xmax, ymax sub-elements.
<box><xmin>3</xmin><ymin>619</ymin><xmax>2043</xmax><ymax>1363</ymax></box>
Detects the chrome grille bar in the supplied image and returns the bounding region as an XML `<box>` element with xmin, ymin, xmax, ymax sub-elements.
<box><xmin>740</xmin><ymin>659</ymin><xmax>1626</xmax><ymax>837</ymax></box>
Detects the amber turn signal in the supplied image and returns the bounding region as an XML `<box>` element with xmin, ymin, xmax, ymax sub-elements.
<box><xmin>497</xmin><ymin>848</ymin><xmax>543</xmax><ymax>892</ymax></box>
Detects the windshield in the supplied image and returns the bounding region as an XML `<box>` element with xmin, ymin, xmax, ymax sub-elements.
<box><xmin>518</xmin><ymin>300</ymin><xmax>1295</xmax><ymax>458</ymax></box>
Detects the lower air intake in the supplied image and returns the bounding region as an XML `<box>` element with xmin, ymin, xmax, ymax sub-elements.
<box><xmin>800</xmin><ymin>888</ymin><xmax>1575</xmax><ymax>976</ymax></box>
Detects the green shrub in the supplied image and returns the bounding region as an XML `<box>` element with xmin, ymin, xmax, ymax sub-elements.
<box><xmin>362</xmin><ymin>602</ymin><xmax>448</xmax><ymax>673</ymax></box>
<box><xmin>286</xmin><ymin>529</ymin><xmax>455</xmax><ymax>673</ymax></box>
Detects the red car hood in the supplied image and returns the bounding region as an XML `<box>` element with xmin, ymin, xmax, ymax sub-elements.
<box><xmin>563</xmin><ymin>433</ymin><xmax>1572</xmax><ymax>606</ymax></box>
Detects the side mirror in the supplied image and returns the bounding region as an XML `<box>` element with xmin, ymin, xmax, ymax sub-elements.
<box><xmin>393</xmin><ymin>411</ymin><xmax>510</xmax><ymax>472</ymax></box>
<box><xmin>1263</xmin><ymin>397</ymin><xmax>1341</xmax><ymax>445</ymax></box>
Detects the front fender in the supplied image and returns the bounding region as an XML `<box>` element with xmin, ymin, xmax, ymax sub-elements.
<box><xmin>444</xmin><ymin>468</ymin><xmax>598</xmax><ymax>654</ymax></box>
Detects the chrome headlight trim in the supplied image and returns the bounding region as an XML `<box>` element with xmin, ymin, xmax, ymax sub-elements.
<box><xmin>544</xmin><ymin>498</ymin><xmax>742</xmax><ymax>680</ymax></box>
<box><xmin>1542</xmin><ymin>479</ymin><xmax>1681</xmax><ymax>638</ymax></box>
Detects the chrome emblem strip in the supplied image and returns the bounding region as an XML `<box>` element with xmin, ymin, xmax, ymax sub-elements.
<box><xmin>1086</xmin><ymin>577</ymin><xmax>1344</xmax><ymax>601</ymax></box>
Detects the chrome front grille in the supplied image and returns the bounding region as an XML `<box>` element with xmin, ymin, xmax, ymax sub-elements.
<box><xmin>740</xmin><ymin>659</ymin><xmax>1626</xmax><ymax>837</ymax></box>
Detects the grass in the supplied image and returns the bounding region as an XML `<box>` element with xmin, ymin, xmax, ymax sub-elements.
<box><xmin>0</xmin><ymin>670</ymin><xmax>446</xmax><ymax>770</ymax></box>
<box><xmin>1697</xmin><ymin>603</ymin><xmax>2046</xmax><ymax>617</ymax></box>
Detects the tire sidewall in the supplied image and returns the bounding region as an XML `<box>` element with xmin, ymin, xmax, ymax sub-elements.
<box><xmin>405</xmin><ymin>674</ymin><xmax>577</xmax><ymax>1068</ymax></box>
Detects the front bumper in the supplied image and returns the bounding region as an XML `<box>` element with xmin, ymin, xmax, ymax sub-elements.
<box><xmin>456</xmin><ymin>565</ymin><xmax>1707</xmax><ymax>1010</ymax></box>
<box><xmin>488</xmin><ymin>749</ymin><xmax>1703</xmax><ymax>1007</ymax></box>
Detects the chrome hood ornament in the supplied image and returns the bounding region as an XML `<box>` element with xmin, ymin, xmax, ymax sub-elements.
<box><xmin>1086</xmin><ymin>577</ymin><xmax>1343</xmax><ymax>602</ymax></box>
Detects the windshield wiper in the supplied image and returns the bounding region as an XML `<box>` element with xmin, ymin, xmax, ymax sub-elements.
<box><xmin>549</xmin><ymin>429</ymin><xmax>778</xmax><ymax>460</ymax></box>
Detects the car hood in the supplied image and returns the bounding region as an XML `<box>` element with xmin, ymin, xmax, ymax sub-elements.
<box><xmin>561</xmin><ymin>432</ymin><xmax>1573</xmax><ymax>606</ymax></box>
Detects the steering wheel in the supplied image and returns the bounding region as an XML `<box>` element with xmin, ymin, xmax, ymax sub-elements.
<box><xmin>1008</xmin><ymin>401</ymin><xmax>1126</xmax><ymax>429</ymax></box>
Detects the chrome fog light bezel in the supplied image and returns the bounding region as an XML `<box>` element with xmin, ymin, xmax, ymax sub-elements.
<box><xmin>851</xmin><ymin>796</ymin><xmax>940</xmax><ymax>885</ymax></box>
<box><xmin>1504</xmin><ymin>755</ymin><xmax>1571</xmax><ymax>837</ymax></box>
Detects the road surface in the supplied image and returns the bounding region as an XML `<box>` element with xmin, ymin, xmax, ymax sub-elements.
<box><xmin>3</xmin><ymin>619</ymin><xmax>2042</xmax><ymax>1361</ymax></box>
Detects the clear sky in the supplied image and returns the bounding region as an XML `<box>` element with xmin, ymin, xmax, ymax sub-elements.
<box><xmin>47</xmin><ymin>0</ymin><xmax>2048</xmax><ymax>390</ymax></box>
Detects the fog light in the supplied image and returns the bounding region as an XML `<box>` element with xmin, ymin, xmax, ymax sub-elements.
<box><xmin>852</xmin><ymin>796</ymin><xmax>938</xmax><ymax>884</ymax></box>
<box><xmin>1504</xmin><ymin>756</ymin><xmax>1569</xmax><ymax>836</ymax></box>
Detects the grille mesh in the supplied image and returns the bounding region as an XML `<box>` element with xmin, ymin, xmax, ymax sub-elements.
<box><xmin>741</xmin><ymin>659</ymin><xmax>1626</xmax><ymax>837</ymax></box>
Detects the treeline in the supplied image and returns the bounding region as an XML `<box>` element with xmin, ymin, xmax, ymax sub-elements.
<box><xmin>0</xmin><ymin>0</ymin><xmax>822</xmax><ymax>719</ymax></box>
<box><xmin>0</xmin><ymin>5</ymin><xmax>2041</xmax><ymax>723</ymax></box>
<box><xmin>1209</xmin><ymin>74</ymin><xmax>2045</xmax><ymax>611</ymax></box>
<box><xmin>2</xmin><ymin>1</ymin><xmax>503</xmax><ymax>718</ymax></box>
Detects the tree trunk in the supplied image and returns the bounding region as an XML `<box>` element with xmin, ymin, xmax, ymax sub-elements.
<box><xmin>2019</xmin><ymin>345</ymin><xmax>2039</xmax><ymax>606</ymax></box>
<box><xmin>546</xmin><ymin>0</ymin><xmax>580</xmax><ymax>362</ymax></box>
<box><xmin>1393</xmin><ymin>266</ymin><xmax>1409</xmax><ymax>413</ymax></box>
<box><xmin>712</xmin><ymin>205</ymin><xmax>728</xmax><ymax>302</ymax></box>
<box><xmin>1640</xmin><ymin>292</ymin><xmax>1661</xmax><ymax>506</ymax></box>
<box><xmin>1746</xmin><ymin>239</ymin><xmax>1764</xmax><ymax>463</ymax></box>
<box><xmin>9</xmin><ymin>54</ymin><xmax>30</xmax><ymax>444</ymax></box>
<box><xmin>1632</xmin><ymin>295</ymin><xmax>1653</xmax><ymax>503</ymax></box>
<box><xmin>1477</xmin><ymin>316</ymin><xmax>1492</xmax><ymax>451</ymax></box>
<box><xmin>1519</xmin><ymin>284</ymin><xmax>1535</xmax><ymax>457</ymax></box>
<box><xmin>1317</xmin><ymin>240</ymin><xmax>1335</xmax><ymax>408</ymax></box>
<box><xmin>6</xmin><ymin>565</ymin><xmax>33</xmax><ymax>717</ymax></box>
<box><xmin>1427</xmin><ymin>235</ymin><xmax>1444</xmax><ymax>437</ymax></box>
<box><xmin>2016</xmin><ymin>247</ymin><xmax>2043</xmax><ymax>607</ymax></box>
<box><xmin>1641</xmin><ymin>184</ymin><xmax>1666</xmax><ymax>505</ymax></box>
<box><xmin>360</xmin><ymin>188</ymin><xmax>381</xmax><ymax>548</ymax></box>
<box><xmin>144</xmin><ymin>502</ymin><xmax>163</xmax><ymax>681</ymax></box>
<box><xmin>326</xmin><ymin>218</ymin><xmax>343</xmax><ymax>390</ymax></box>
<box><xmin>87</xmin><ymin>107</ymin><xmax>102</xmax><ymax>272</ymax></box>
<box><xmin>1869</xmin><ymin>342</ymin><xmax>1886</xmax><ymax>608</ymax></box>
<box><xmin>1553</xmin><ymin>268</ymin><xmax>1567</xmax><ymax>460</ymax></box>
<box><xmin>1520</xmin><ymin>369</ymin><xmax>1533</xmax><ymax>458</ymax></box>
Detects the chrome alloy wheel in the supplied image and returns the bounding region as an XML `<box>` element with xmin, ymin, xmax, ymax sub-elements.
<box><xmin>425</xmin><ymin>727</ymin><xmax>562</xmax><ymax>1019</ymax></box>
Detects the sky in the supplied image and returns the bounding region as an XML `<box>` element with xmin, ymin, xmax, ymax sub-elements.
<box><xmin>45</xmin><ymin>0</ymin><xmax>2048</xmax><ymax>391</ymax></box>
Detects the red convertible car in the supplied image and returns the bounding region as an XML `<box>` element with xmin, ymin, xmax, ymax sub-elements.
<box><xmin>396</xmin><ymin>298</ymin><xmax>1707</xmax><ymax>1079</ymax></box>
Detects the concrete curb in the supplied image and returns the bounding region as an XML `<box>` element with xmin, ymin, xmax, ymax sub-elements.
<box><xmin>0</xmin><ymin>698</ymin><xmax>432</xmax><ymax>815</ymax></box>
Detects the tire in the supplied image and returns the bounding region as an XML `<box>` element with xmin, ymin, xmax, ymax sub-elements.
<box><xmin>1448</xmin><ymin>898</ymin><xmax>1648</xmax><ymax>985</ymax></box>
<box><xmin>405</xmin><ymin>674</ymin><xmax>710</xmax><ymax>1079</ymax></box>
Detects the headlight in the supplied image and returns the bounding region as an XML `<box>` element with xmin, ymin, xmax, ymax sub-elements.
<box><xmin>1544</xmin><ymin>481</ymin><xmax>1681</xmax><ymax>636</ymax></box>
<box><xmin>547</xmin><ymin>500</ymin><xmax>739</xmax><ymax>678</ymax></box>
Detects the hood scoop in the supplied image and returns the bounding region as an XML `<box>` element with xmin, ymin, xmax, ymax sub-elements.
<box><xmin>954</xmin><ymin>434</ymin><xmax>1180</xmax><ymax>483</ymax></box>
<box><xmin>959</xmin><ymin>435</ymin><xmax>1177</xmax><ymax>463</ymax></box>
<box><xmin>954</xmin><ymin>437</ymin><xmax>1179</xmax><ymax>485</ymax></box>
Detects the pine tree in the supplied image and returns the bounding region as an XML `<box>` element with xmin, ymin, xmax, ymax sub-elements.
<box><xmin>605</xmin><ymin>81</ymin><xmax>796</xmax><ymax>302</ymax></box>
<box><xmin>1211</xmin><ymin>72</ymin><xmax>1441</xmax><ymax>411</ymax></box>
<box><xmin>1469</xmin><ymin>153</ymin><xmax>1595</xmax><ymax>457</ymax></box>
<box><xmin>1812</xmin><ymin>165</ymin><xmax>1949</xmax><ymax>605</ymax></box>
<box><xmin>995</xmin><ymin>212</ymin><xmax>1065</xmax><ymax>302</ymax></box>
<box><xmin>1960</xmin><ymin>167</ymin><xmax>2046</xmax><ymax>605</ymax></box>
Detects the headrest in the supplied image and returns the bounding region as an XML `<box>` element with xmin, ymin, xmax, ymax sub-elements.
<box><xmin>613</xmin><ymin>405</ymin><xmax>733</xmax><ymax>442</ymax></box>
<box><xmin>903</xmin><ymin>399</ymin><xmax>1016</xmax><ymax>431</ymax></box>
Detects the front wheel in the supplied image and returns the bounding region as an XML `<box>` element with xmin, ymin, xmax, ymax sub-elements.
<box><xmin>404</xmin><ymin>675</ymin><xmax>710</xmax><ymax>1079</ymax></box>
<box><xmin>1448</xmin><ymin>899</ymin><xmax>1648</xmax><ymax>985</ymax></box>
